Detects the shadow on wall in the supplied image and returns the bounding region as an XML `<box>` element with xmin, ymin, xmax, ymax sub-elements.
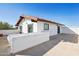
<box><xmin>15</xmin><ymin>35</ymin><xmax>61</xmax><ymax>56</ymax></box>
<box><xmin>62</xmin><ymin>26</ymin><xmax>79</xmax><ymax>43</ymax></box>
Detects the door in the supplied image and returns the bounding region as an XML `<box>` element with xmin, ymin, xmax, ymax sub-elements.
<box><xmin>28</xmin><ymin>24</ymin><xmax>33</xmax><ymax>33</ymax></box>
<box><xmin>57</xmin><ymin>26</ymin><xmax>60</xmax><ymax>34</ymax></box>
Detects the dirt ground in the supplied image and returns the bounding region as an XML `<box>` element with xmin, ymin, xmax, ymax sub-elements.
<box><xmin>0</xmin><ymin>36</ymin><xmax>10</xmax><ymax>56</ymax></box>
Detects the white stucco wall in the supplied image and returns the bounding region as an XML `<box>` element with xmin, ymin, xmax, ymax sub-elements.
<box><xmin>18</xmin><ymin>19</ymin><xmax>37</xmax><ymax>33</ymax></box>
<box><xmin>49</xmin><ymin>23</ymin><xmax>57</xmax><ymax>36</ymax></box>
<box><xmin>37</xmin><ymin>21</ymin><xmax>57</xmax><ymax>36</ymax></box>
<box><xmin>18</xmin><ymin>19</ymin><xmax>64</xmax><ymax>36</ymax></box>
<box><xmin>59</xmin><ymin>25</ymin><xmax>63</xmax><ymax>33</ymax></box>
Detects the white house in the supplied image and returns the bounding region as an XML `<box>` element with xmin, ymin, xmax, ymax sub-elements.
<box><xmin>15</xmin><ymin>16</ymin><xmax>64</xmax><ymax>36</ymax></box>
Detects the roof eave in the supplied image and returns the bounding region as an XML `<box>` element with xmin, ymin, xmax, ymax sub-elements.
<box><xmin>15</xmin><ymin>16</ymin><xmax>24</xmax><ymax>26</ymax></box>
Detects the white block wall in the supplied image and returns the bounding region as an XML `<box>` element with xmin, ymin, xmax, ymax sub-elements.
<box><xmin>62</xmin><ymin>26</ymin><xmax>79</xmax><ymax>35</ymax></box>
<box><xmin>0</xmin><ymin>30</ymin><xmax>19</xmax><ymax>35</ymax></box>
<box><xmin>7</xmin><ymin>32</ymin><xmax>49</xmax><ymax>53</ymax></box>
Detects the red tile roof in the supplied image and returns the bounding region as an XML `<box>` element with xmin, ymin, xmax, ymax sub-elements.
<box><xmin>15</xmin><ymin>16</ymin><xmax>63</xmax><ymax>26</ymax></box>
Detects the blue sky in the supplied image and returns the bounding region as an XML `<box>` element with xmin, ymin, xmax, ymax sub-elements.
<box><xmin>0</xmin><ymin>3</ymin><xmax>79</xmax><ymax>27</ymax></box>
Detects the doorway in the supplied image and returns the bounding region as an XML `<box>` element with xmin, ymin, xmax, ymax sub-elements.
<box><xmin>57</xmin><ymin>26</ymin><xmax>60</xmax><ymax>34</ymax></box>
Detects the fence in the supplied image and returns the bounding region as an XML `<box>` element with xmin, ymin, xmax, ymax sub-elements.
<box><xmin>0</xmin><ymin>30</ymin><xmax>19</xmax><ymax>35</ymax></box>
<box><xmin>7</xmin><ymin>32</ymin><xmax>49</xmax><ymax>54</ymax></box>
<box><xmin>62</xmin><ymin>27</ymin><xmax>79</xmax><ymax>35</ymax></box>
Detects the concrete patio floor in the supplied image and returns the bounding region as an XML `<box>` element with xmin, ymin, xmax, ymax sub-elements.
<box><xmin>44</xmin><ymin>41</ymin><xmax>79</xmax><ymax>56</ymax></box>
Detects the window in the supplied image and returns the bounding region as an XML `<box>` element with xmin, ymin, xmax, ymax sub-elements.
<box><xmin>44</xmin><ymin>23</ymin><xmax>49</xmax><ymax>30</ymax></box>
<box><xmin>28</xmin><ymin>24</ymin><xmax>33</xmax><ymax>33</ymax></box>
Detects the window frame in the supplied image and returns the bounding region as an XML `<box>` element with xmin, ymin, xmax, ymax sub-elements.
<box><xmin>44</xmin><ymin>23</ymin><xmax>49</xmax><ymax>30</ymax></box>
<box><xmin>28</xmin><ymin>24</ymin><xmax>33</xmax><ymax>33</ymax></box>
